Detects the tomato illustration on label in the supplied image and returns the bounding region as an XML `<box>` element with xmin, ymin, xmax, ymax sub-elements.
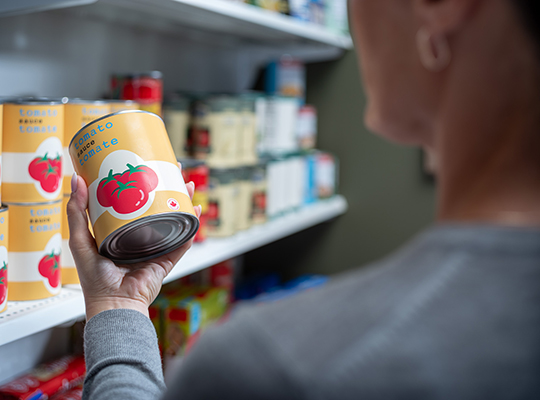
<box><xmin>38</xmin><ymin>252</ymin><xmax>60</xmax><ymax>288</ymax></box>
<box><xmin>0</xmin><ymin>262</ymin><xmax>7</xmax><ymax>305</ymax></box>
<box><xmin>97</xmin><ymin>163</ymin><xmax>159</xmax><ymax>214</ymax></box>
<box><xmin>29</xmin><ymin>153</ymin><xmax>62</xmax><ymax>193</ymax></box>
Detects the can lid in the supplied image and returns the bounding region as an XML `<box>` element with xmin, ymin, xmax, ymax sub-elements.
<box><xmin>99</xmin><ymin>212</ymin><xmax>199</xmax><ymax>264</ymax></box>
<box><xmin>134</xmin><ymin>71</ymin><xmax>163</xmax><ymax>80</ymax></box>
<box><xmin>64</xmin><ymin>98</ymin><xmax>110</xmax><ymax>105</ymax></box>
<box><xmin>9</xmin><ymin>97</ymin><xmax>66</xmax><ymax>105</ymax></box>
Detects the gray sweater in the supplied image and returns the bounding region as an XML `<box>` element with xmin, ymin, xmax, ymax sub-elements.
<box><xmin>83</xmin><ymin>224</ymin><xmax>540</xmax><ymax>399</ymax></box>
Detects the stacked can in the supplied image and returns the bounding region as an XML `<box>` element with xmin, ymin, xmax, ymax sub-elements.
<box><xmin>0</xmin><ymin>208</ymin><xmax>7</xmax><ymax>313</ymax></box>
<box><xmin>192</xmin><ymin>96</ymin><xmax>241</xmax><ymax>168</ymax></box>
<box><xmin>0</xmin><ymin>102</ymin><xmax>6</xmax><ymax>313</ymax></box>
<box><xmin>181</xmin><ymin>159</ymin><xmax>209</xmax><ymax>242</ymax></box>
<box><xmin>112</xmin><ymin>71</ymin><xmax>163</xmax><ymax>116</ymax></box>
<box><xmin>62</xmin><ymin>99</ymin><xmax>110</xmax><ymax>284</ymax></box>
<box><xmin>2</xmin><ymin>98</ymin><xmax>64</xmax><ymax>301</ymax></box>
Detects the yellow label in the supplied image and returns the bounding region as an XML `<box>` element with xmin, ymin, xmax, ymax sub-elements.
<box><xmin>0</xmin><ymin>209</ymin><xmax>8</xmax><ymax>313</ymax></box>
<box><xmin>138</xmin><ymin>102</ymin><xmax>161</xmax><ymax>117</ymax></box>
<box><xmin>8</xmin><ymin>281</ymin><xmax>57</xmax><ymax>301</ymax></box>
<box><xmin>9</xmin><ymin>203</ymin><xmax>62</xmax><ymax>251</ymax></box>
<box><xmin>62</xmin><ymin>196</ymin><xmax>69</xmax><ymax>240</ymax></box>
<box><xmin>69</xmin><ymin>111</ymin><xmax>195</xmax><ymax>248</ymax></box>
<box><xmin>3</xmin><ymin>103</ymin><xmax>64</xmax><ymax>152</ymax></box>
<box><xmin>3</xmin><ymin>103</ymin><xmax>64</xmax><ymax>203</ymax></box>
<box><xmin>61</xmin><ymin>267</ymin><xmax>79</xmax><ymax>285</ymax></box>
<box><xmin>64</xmin><ymin>103</ymin><xmax>110</xmax><ymax>145</ymax></box>
<box><xmin>8</xmin><ymin>203</ymin><xmax>61</xmax><ymax>300</ymax></box>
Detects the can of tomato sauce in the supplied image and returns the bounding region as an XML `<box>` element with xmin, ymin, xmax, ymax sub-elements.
<box><xmin>0</xmin><ymin>207</ymin><xmax>9</xmax><ymax>314</ymax></box>
<box><xmin>109</xmin><ymin>100</ymin><xmax>139</xmax><ymax>113</ymax></box>
<box><xmin>2</xmin><ymin>98</ymin><xmax>64</xmax><ymax>203</ymax></box>
<box><xmin>63</xmin><ymin>100</ymin><xmax>111</xmax><ymax>195</ymax></box>
<box><xmin>61</xmin><ymin>195</ymin><xmax>79</xmax><ymax>285</ymax></box>
<box><xmin>7</xmin><ymin>201</ymin><xmax>62</xmax><ymax>301</ymax></box>
<box><xmin>69</xmin><ymin>110</ymin><xmax>198</xmax><ymax>263</ymax></box>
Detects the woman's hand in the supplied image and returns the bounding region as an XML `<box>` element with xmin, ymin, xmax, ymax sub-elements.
<box><xmin>67</xmin><ymin>167</ymin><xmax>201</xmax><ymax>321</ymax></box>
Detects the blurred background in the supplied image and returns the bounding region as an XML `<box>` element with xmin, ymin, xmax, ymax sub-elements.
<box><xmin>0</xmin><ymin>0</ymin><xmax>435</xmax><ymax>394</ymax></box>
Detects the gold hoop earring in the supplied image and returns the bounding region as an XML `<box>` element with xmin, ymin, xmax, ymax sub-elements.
<box><xmin>416</xmin><ymin>27</ymin><xmax>451</xmax><ymax>72</ymax></box>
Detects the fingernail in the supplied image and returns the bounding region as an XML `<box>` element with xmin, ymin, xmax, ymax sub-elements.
<box><xmin>189</xmin><ymin>181</ymin><xmax>195</xmax><ymax>188</ymax></box>
<box><xmin>71</xmin><ymin>173</ymin><xmax>78</xmax><ymax>193</ymax></box>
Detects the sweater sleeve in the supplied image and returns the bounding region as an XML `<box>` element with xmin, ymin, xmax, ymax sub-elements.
<box><xmin>162</xmin><ymin>310</ymin><xmax>303</xmax><ymax>400</ymax></box>
<box><xmin>83</xmin><ymin>309</ymin><xmax>166</xmax><ymax>400</ymax></box>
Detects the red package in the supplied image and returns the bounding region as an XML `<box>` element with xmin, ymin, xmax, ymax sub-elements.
<box><xmin>0</xmin><ymin>356</ymin><xmax>85</xmax><ymax>400</ymax></box>
<box><xmin>50</xmin><ymin>385</ymin><xmax>83</xmax><ymax>400</ymax></box>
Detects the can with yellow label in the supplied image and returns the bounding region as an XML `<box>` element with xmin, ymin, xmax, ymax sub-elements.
<box><xmin>61</xmin><ymin>195</ymin><xmax>79</xmax><ymax>285</ymax></box>
<box><xmin>7</xmin><ymin>201</ymin><xmax>62</xmax><ymax>301</ymax></box>
<box><xmin>108</xmin><ymin>100</ymin><xmax>139</xmax><ymax>113</ymax></box>
<box><xmin>0</xmin><ymin>207</ymin><xmax>9</xmax><ymax>313</ymax></box>
<box><xmin>63</xmin><ymin>100</ymin><xmax>111</xmax><ymax>195</ymax></box>
<box><xmin>69</xmin><ymin>110</ymin><xmax>198</xmax><ymax>263</ymax></box>
<box><xmin>3</xmin><ymin>99</ymin><xmax>64</xmax><ymax>203</ymax></box>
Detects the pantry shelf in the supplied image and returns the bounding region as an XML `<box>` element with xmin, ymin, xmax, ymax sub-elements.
<box><xmin>0</xmin><ymin>195</ymin><xmax>347</xmax><ymax>347</ymax></box>
<box><xmin>103</xmin><ymin>0</ymin><xmax>352</xmax><ymax>48</ymax></box>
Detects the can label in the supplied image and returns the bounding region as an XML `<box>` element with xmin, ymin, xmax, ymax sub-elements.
<box><xmin>63</xmin><ymin>103</ymin><xmax>110</xmax><ymax>194</ymax></box>
<box><xmin>3</xmin><ymin>104</ymin><xmax>64</xmax><ymax>203</ymax></box>
<box><xmin>69</xmin><ymin>111</ymin><xmax>196</xmax><ymax>249</ymax></box>
<box><xmin>0</xmin><ymin>209</ymin><xmax>8</xmax><ymax>314</ymax></box>
<box><xmin>8</xmin><ymin>202</ymin><xmax>62</xmax><ymax>301</ymax></box>
<box><xmin>61</xmin><ymin>196</ymin><xmax>79</xmax><ymax>285</ymax></box>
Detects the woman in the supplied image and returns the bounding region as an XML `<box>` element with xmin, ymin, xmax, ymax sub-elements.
<box><xmin>68</xmin><ymin>0</ymin><xmax>540</xmax><ymax>398</ymax></box>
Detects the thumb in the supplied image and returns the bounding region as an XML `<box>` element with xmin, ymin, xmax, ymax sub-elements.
<box><xmin>67</xmin><ymin>174</ymin><xmax>97</xmax><ymax>254</ymax></box>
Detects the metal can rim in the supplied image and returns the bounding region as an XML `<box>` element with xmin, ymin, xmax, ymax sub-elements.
<box><xmin>64</xmin><ymin>98</ymin><xmax>110</xmax><ymax>105</ymax></box>
<box><xmin>98</xmin><ymin>212</ymin><xmax>199</xmax><ymax>264</ymax></box>
<box><xmin>9</xmin><ymin>97</ymin><xmax>66</xmax><ymax>105</ymax></box>
<box><xmin>4</xmin><ymin>200</ymin><xmax>63</xmax><ymax>206</ymax></box>
<box><xmin>68</xmin><ymin>110</ymin><xmax>163</xmax><ymax>149</ymax></box>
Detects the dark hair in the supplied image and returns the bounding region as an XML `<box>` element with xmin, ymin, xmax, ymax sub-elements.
<box><xmin>513</xmin><ymin>0</ymin><xmax>540</xmax><ymax>45</ymax></box>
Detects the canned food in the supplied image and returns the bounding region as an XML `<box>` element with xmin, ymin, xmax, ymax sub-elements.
<box><xmin>61</xmin><ymin>195</ymin><xmax>79</xmax><ymax>285</ymax></box>
<box><xmin>0</xmin><ymin>207</ymin><xmax>8</xmax><ymax>314</ymax></box>
<box><xmin>69</xmin><ymin>110</ymin><xmax>198</xmax><ymax>263</ymax></box>
<box><xmin>181</xmin><ymin>159</ymin><xmax>209</xmax><ymax>242</ymax></box>
<box><xmin>7</xmin><ymin>201</ymin><xmax>62</xmax><ymax>301</ymax></box>
<box><xmin>108</xmin><ymin>100</ymin><xmax>139</xmax><ymax>113</ymax></box>
<box><xmin>118</xmin><ymin>72</ymin><xmax>163</xmax><ymax>116</ymax></box>
<box><xmin>3</xmin><ymin>99</ymin><xmax>64</xmax><ymax>203</ymax></box>
<box><xmin>207</xmin><ymin>168</ymin><xmax>237</xmax><ymax>237</ymax></box>
<box><xmin>238</xmin><ymin>95</ymin><xmax>258</xmax><ymax>166</ymax></box>
<box><xmin>251</xmin><ymin>163</ymin><xmax>267</xmax><ymax>225</ymax></box>
<box><xmin>63</xmin><ymin>99</ymin><xmax>111</xmax><ymax>194</ymax></box>
<box><xmin>235</xmin><ymin>167</ymin><xmax>252</xmax><ymax>231</ymax></box>
<box><xmin>164</xmin><ymin>96</ymin><xmax>190</xmax><ymax>159</ymax></box>
<box><xmin>192</xmin><ymin>96</ymin><xmax>241</xmax><ymax>168</ymax></box>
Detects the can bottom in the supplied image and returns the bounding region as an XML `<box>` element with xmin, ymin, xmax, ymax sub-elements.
<box><xmin>99</xmin><ymin>212</ymin><xmax>199</xmax><ymax>264</ymax></box>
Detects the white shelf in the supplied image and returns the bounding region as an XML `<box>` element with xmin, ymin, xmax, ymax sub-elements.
<box><xmin>165</xmin><ymin>195</ymin><xmax>348</xmax><ymax>282</ymax></box>
<box><xmin>99</xmin><ymin>0</ymin><xmax>353</xmax><ymax>49</ymax></box>
<box><xmin>0</xmin><ymin>196</ymin><xmax>347</xmax><ymax>347</ymax></box>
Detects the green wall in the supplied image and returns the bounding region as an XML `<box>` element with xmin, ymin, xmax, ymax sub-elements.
<box><xmin>299</xmin><ymin>49</ymin><xmax>437</xmax><ymax>274</ymax></box>
<box><xmin>246</xmin><ymin>50</ymin><xmax>436</xmax><ymax>278</ymax></box>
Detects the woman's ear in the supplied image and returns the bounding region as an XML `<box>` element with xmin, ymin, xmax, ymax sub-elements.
<box><xmin>413</xmin><ymin>0</ymin><xmax>482</xmax><ymax>35</ymax></box>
